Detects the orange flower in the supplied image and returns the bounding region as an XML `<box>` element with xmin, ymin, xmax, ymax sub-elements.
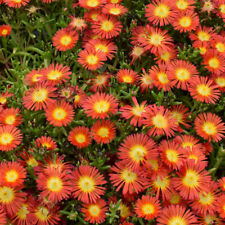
<box><xmin>117</xmin><ymin>69</ymin><xmax>138</xmax><ymax>84</ymax></box>
<box><xmin>194</xmin><ymin>113</ymin><xmax>225</xmax><ymax>142</ymax></box>
<box><xmin>89</xmin><ymin>73</ymin><xmax>111</xmax><ymax>92</ymax></box>
<box><xmin>0</xmin><ymin>206</ymin><xmax>7</xmax><ymax>225</ymax></box>
<box><xmin>0</xmin><ymin>126</ymin><xmax>22</xmax><ymax>151</ymax></box>
<box><xmin>52</xmin><ymin>28</ymin><xmax>79</xmax><ymax>51</ymax></box>
<box><xmin>92</xmin><ymin>15</ymin><xmax>122</xmax><ymax>39</ymax></box>
<box><xmin>102</xmin><ymin>3</ymin><xmax>128</xmax><ymax>16</ymax></box>
<box><xmin>35</xmin><ymin>136</ymin><xmax>57</xmax><ymax>151</ymax></box>
<box><xmin>78</xmin><ymin>49</ymin><xmax>107</xmax><ymax>70</ymax></box>
<box><xmin>71</xmin><ymin>165</ymin><xmax>106</xmax><ymax>203</ymax></box>
<box><xmin>69</xmin><ymin>16</ymin><xmax>87</xmax><ymax>31</ymax></box>
<box><xmin>145</xmin><ymin>0</ymin><xmax>177</xmax><ymax>26</ymax></box>
<box><xmin>0</xmin><ymin>108</ymin><xmax>22</xmax><ymax>127</ymax></box>
<box><xmin>212</xmin><ymin>35</ymin><xmax>225</xmax><ymax>57</ymax></box>
<box><xmin>23</xmin><ymin>83</ymin><xmax>57</xmax><ymax>111</ymax></box>
<box><xmin>138</xmin><ymin>69</ymin><xmax>154</xmax><ymax>92</ymax></box>
<box><xmin>68</xmin><ymin>126</ymin><xmax>91</xmax><ymax>148</ymax></box>
<box><xmin>0</xmin><ymin>161</ymin><xmax>26</xmax><ymax>188</ymax></box>
<box><xmin>156</xmin><ymin>47</ymin><xmax>177</xmax><ymax>64</ymax></box>
<box><xmin>3</xmin><ymin>0</ymin><xmax>29</xmax><ymax>7</ymax></box>
<box><xmin>82</xmin><ymin>92</ymin><xmax>118</xmax><ymax>119</ymax></box>
<box><xmin>81</xmin><ymin>199</ymin><xmax>107</xmax><ymax>224</ymax></box>
<box><xmin>24</xmin><ymin>69</ymin><xmax>43</xmax><ymax>86</ymax></box>
<box><xmin>73</xmin><ymin>86</ymin><xmax>87</xmax><ymax>108</ymax></box>
<box><xmin>0</xmin><ymin>24</ymin><xmax>12</xmax><ymax>37</ymax></box>
<box><xmin>45</xmin><ymin>101</ymin><xmax>74</xmax><ymax>127</ymax></box>
<box><xmin>79</xmin><ymin>0</ymin><xmax>106</xmax><ymax>9</ymax></box>
<box><xmin>172</xmin><ymin>0</ymin><xmax>195</xmax><ymax>11</ymax></box>
<box><xmin>130</xmin><ymin>46</ymin><xmax>145</xmax><ymax>63</ymax></box>
<box><xmin>135</xmin><ymin>195</ymin><xmax>161</xmax><ymax>220</ymax></box>
<box><xmin>91</xmin><ymin>120</ymin><xmax>116</xmax><ymax>144</ymax></box>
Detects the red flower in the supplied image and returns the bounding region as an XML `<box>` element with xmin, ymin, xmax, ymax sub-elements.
<box><xmin>117</xmin><ymin>69</ymin><xmax>138</xmax><ymax>84</ymax></box>
<box><xmin>0</xmin><ymin>24</ymin><xmax>12</xmax><ymax>37</ymax></box>
<box><xmin>0</xmin><ymin>108</ymin><xmax>22</xmax><ymax>127</ymax></box>
<box><xmin>3</xmin><ymin>0</ymin><xmax>29</xmax><ymax>7</ymax></box>
<box><xmin>102</xmin><ymin>3</ymin><xmax>128</xmax><ymax>16</ymax></box>
<box><xmin>69</xmin><ymin>16</ymin><xmax>87</xmax><ymax>31</ymax></box>
<box><xmin>35</xmin><ymin>136</ymin><xmax>57</xmax><ymax>151</ymax></box>
<box><xmin>0</xmin><ymin>206</ymin><xmax>7</xmax><ymax>225</ymax></box>
<box><xmin>79</xmin><ymin>0</ymin><xmax>106</xmax><ymax>9</ymax></box>
<box><xmin>24</xmin><ymin>69</ymin><xmax>44</xmax><ymax>86</ymax></box>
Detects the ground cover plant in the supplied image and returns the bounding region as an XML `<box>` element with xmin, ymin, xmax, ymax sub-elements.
<box><xmin>1</xmin><ymin>0</ymin><xmax>225</xmax><ymax>224</ymax></box>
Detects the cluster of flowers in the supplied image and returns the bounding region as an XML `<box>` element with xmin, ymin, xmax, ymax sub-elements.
<box><xmin>1</xmin><ymin>0</ymin><xmax>225</xmax><ymax>224</ymax></box>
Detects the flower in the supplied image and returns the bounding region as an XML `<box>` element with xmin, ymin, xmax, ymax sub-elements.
<box><xmin>24</xmin><ymin>69</ymin><xmax>43</xmax><ymax>86</ymax></box>
<box><xmin>173</xmin><ymin>0</ymin><xmax>195</xmax><ymax>11</ymax></box>
<box><xmin>138</xmin><ymin>69</ymin><xmax>154</xmax><ymax>92</ymax></box>
<box><xmin>52</xmin><ymin>28</ymin><xmax>79</xmax><ymax>51</ymax></box>
<box><xmin>45</xmin><ymin>101</ymin><xmax>74</xmax><ymax>127</ymax></box>
<box><xmin>35</xmin><ymin>136</ymin><xmax>57</xmax><ymax>151</ymax></box>
<box><xmin>216</xmin><ymin>194</ymin><xmax>225</xmax><ymax>218</ymax></box>
<box><xmin>0</xmin><ymin>206</ymin><xmax>7</xmax><ymax>225</ymax></box>
<box><xmin>0</xmin><ymin>161</ymin><xmax>26</xmax><ymax>188</ymax></box>
<box><xmin>0</xmin><ymin>126</ymin><xmax>22</xmax><ymax>151</ymax></box>
<box><xmin>0</xmin><ymin>24</ymin><xmax>12</xmax><ymax>37</ymax></box>
<box><xmin>79</xmin><ymin>0</ymin><xmax>106</xmax><ymax>9</ymax></box>
<box><xmin>89</xmin><ymin>73</ymin><xmax>111</xmax><ymax>92</ymax></box>
<box><xmin>68</xmin><ymin>126</ymin><xmax>91</xmax><ymax>148</ymax></box>
<box><xmin>82</xmin><ymin>92</ymin><xmax>118</xmax><ymax>119</ymax></box>
<box><xmin>91</xmin><ymin>120</ymin><xmax>116</xmax><ymax>144</ymax></box>
<box><xmin>71</xmin><ymin>165</ymin><xmax>106</xmax><ymax>203</ymax></box>
<box><xmin>69</xmin><ymin>16</ymin><xmax>87</xmax><ymax>31</ymax></box>
<box><xmin>117</xmin><ymin>69</ymin><xmax>138</xmax><ymax>84</ymax></box>
<box><xmin>0</xmin><ymin>108</ymin><xmax>22</xmax><ymax>127</ymax></box>
<box><xmin>81</xmin><ymin>199</ymin><xmax>107</xmax><ymax>224</ymax></box>
<box><xmin>3</xmin><ymin>0</ymin><xmax>29</xmax><ymax>7</ymax></box>
<box><xmin>135</xmin><ymin>195</ymin><xmax>161</xmax><ymax>220</ymax></box>
<box><xmin>102</xmin><ymin>3</ymin><xmax>128</xmax><ymax>16</ymax></box>
<box><xmin>194</xmin><ymin>113</ymin><xmax>225</xmax><ymax>142</ymax></box>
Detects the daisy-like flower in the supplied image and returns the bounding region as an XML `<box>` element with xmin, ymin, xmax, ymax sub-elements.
<box><xmin>135</xmin><ymin>195</ymin><xmax>161</xmax><ymax>220</ymax></box>
<box><xmin>68</xmin><ymin>126</ymin><xmax>91</xmax><ymax>148</ymax></box>
<box><xmin>35</xmin><ymin>136</ymin><xmax>57</xmax><ymax>151</ymax></box>
<box><xmin>172</xmin><ymin>10</ymin><xmax>199</xmax><ymax>32</ymax></box>
<box><xmin>173</xmin><ymin>160</ymin><xmax>211</xmax><ymax>200</ymax></box>
<box><xmin>37</xmin><ymin>168</ymin><xmax>72</xmax><ymax>203</ymax></box>
<box><xmin>138</xmin><ymin>69</ymin><xmax>154</xmax><ymax>92</ymax></box>
<box><xmin>52</xmin><ymin>28</ymin><xmax>79</xmax><ymax>51</ymax></box>
<box><xmin>159</xmin><ymin>140</ymin><xmax>184</xmax><ymax>170</ymax></box>
<box><xmin>84</xmin><ymin>39</ymin><xmax>117</xmax><ymax>60</ymax></box>
<box><xmin>120</xmin><ymin>97</ymin><xmax>148</xmax><ymax>127</ymax></box>
<box><xmin>173</xmin><ymin>0</ymin><xmax>195</xmax><ymax>11</ymax></box>
<box><xmin>215</xmin><ymin>0</ymin><xmax>225</xmax><ymax>21</ymax></box>
<box><xmin>216</xmin><ymin>194</ymin><xmax>225</xmax><ymax>218</ymax></box>
<box><xmin>188</xmin><ymin>76</ymin><xmax>221</xmax><ymax>104</ymax></box>
<box><xmin>107</xmin><ymin>0</ymin><xmax>121</xmax><ymax>3</ymax></box>
<box><xmin>204</xmin><ymin>49</ymin><xmax>225</xmax><ymax>73</ymax></box>
<box><xmin>24</xmin><ymin>69</ymin><xmax>43</xmax><ymax>86</ymax></box>
<box><xmin>23</xmin><ymin>83</ymin><xmax>57</xmax><ymax>111</ymax></box>
<box><xmin>73</xmin><ymin>86</ymin><xmax>87</xmax><ymax>108</ymax></box>
<box><xmin>157</xmin><ymin>205</ymin><xmax>197</xmax><ymax>225</ymax></box>
<box><xmin>19</xmin><ymin>151</ymin><xmax>39</xmax><ymax>168</ymax></box>
<box><xmin>0</xmin><ymin>126</ymin><xmax>22</xmax><ymax>151</ymax></box>
<box><xmin>150</xmin><ymin>63</ymin><xmax>173</xmax><ymax>92</ymax></box>
<box><xmin>0</xmin><ymin>91</ymin><xmax>13</xmax><ymax>107</ymax></box>
<box><xmin>117</xmin><ymin>69</ymin><xmax>138</xmax><ymax>84</ymax></box>
<box><xmin>142</xmin><ymin>105</ymin><xmax>178</xmax><ymax>137</ymax></box>
<box><xmin>92</xmin><ymin>15</ymin><xmax>122</xmax><ymax>39</ymax></box>
<box><xmin>109</xmin><ymin>162</ymin><xmax>148</xmax><ymax>195</ymax></box>
<box><xmin>145</xmin><ymin>0</ymin><xmax>176</xmax><ymax>26</ymax></box>
<box><xmin>102</xmin><ymin>3</ymin><xmax>128</xmax><ymax>16</ymax></box>
<box><xmin>78</xmin><ymin>49</ymin><xmax>107</xmax><ymax>70</ymax></box>
<box><xmin>91</xmin><ymin>120</ymin><xmax>116</xmax><ymax>144</ymax></box>
<box><xmin>194</xmin><ymin>112</ymin><xmax>225</xmax><ymax>142</ymax></box>
<box><xmin>167</xmin><ymin>60</ymin><xmax>198</xmax><ymax>90</ymax></box>
<box><xmin>0</xmin><ymin>24</ymin><xmax>12</xmax><ymax>37</ymax></box>
<box><xmin>213</xmin><ymin>74</ymin><xmax>225</xmax><ymax>92</ymax></box>
<box><xmin>45</xmin><ymin>101</ymin><xmax>74</xmax><ymax>127</ymax></box>
<box><xmin>79</xmin><ymin>0</ymin><xmax>106</xmax><ymax>9</ymax></box>
<box><xmin>139</xmin><ymin>26</ymin><xmax>173</xmax><ymax>55</ymax></box>
<box><xmin>81</xmin><ymin>199</ymin><xmax>107</xmax><ymax>224</ymax></box>
<box><xmin>82</xmin><ymin>92</ymin><xmax>118</xmax><ymax>119</ymax></box>
<box><xmin>89</xmin><ymin>73</ymin><xmax>111</xmax><ymax>92</ymax></box>
<box><xmin>3</xmin><ymin>0</ymin><xmax>29</xmax><ymax>7</ymax></box>
<box><xmin>69</xmin><ymin>16</ymin><xmax>87</xmax><ymax>31</ymax></box>
<box><xmin>41</xmin><ymin>63</ymin><xmax>72</xmax><ymax>86</ymax></box>
<box><xmin>0</xmin><ymin>108</ymin><xmax>22</xmax><ymax>127</ymax></box>
<box><xmin>71</xmin><ymin>165</ymin><xmax>106</xmax><ymax>203</ymax></box>
<box><xmin>83</xmin><ymin>9</ymin><xmax>102</xmax><ymax>22</ymax></box>
<box><xmin>0</xmin><ymin>186</ymin><xmax>26</xmax><ymax>215</ymax></box>
<box><xmin>0</xmin><ymin>206</ymin><xmax>7</xmax><ymax>225</ymax></box>
<box><xmin>156</xmin><ymin>47</ymin><xmax>177</xmax><ymax>64</ymax></box>
<box><xmin>218</xmin><ymin>177</ymin><xmax>225</xmax><ymax>192</ymax></box>
<box><xmin>175</xmin><ymin>135</ymin><xmax>203</xmax><ymax>151</ymax></box>
<box><xmin>119</xmin><ymin>202</ymin><xmax>132</xmax><ymax>220</ymax></box>
<box><xmin>212</xmin><ymin>35</ymin><xmax>225</xmax><ymax>57</ymax></box>
<box><xmin>130</xmin><ymin>46</ymin><xmax>145</xmax><ymax>63</ymax></box>
<box><xmin>118</xmin><ymin>133</ymin><xmax>158</xmax><ymax>169</ymax></box>
<box><xmin>0</xmin><ymin>162</ymin><xmax>26</xmax><ymax>188</ymax></box>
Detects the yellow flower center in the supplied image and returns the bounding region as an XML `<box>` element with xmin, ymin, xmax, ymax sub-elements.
<box><xmin>154</xmin><ymin>4</ymin><xmax>170</xmax><ymax>18</ymax></box>
<box><xmin>87</xmin><ymin>0</ymin><xmax>99</xmax><ymax>7</ymax></box>
<box><xmin>129</xmin><ymin>144</ymin><xmax>147</xmax><ymax>162</ymax></box>
<box><xmin>42</xmin><ymin>142</ymin><xmax>51</xmax><ymax>149</ymax></box>
<box><xmin>86</xmin><ymin>55</ymin><xmax>98</xmax><ymax>65</ymax></box>
<box><xmin>6</xmin><ymin>170</ymin><xmax>18</xmax><ymax>183</ymax></box>
<box><xmin>149</xmin><ymin>34</ymin><xmax>163</xmax><ymax>46</ymax></box>
<box><xmin>89</xmin><ymin>205</ymin><xmax>100</xmax><ymax>217</ymax></box>
<box><xmin>60</xmin><ymin>35</ymin><xmax>72</xmax><ymax>46</ymax></box>
<box><xmin>13</xmin><ymin>0</ymin><xmax>22</xmax><ymax>3</ymax></box>
<box><xmin>2</xmin><ymin>29</ymin><xmax>8</xmax><ymax>35</ymax></box>
<box><xmin>208</xmin><ymin>57</ymin><xmax>220</xmax><ymax>69</ymax></box>
<box><xmin>0</xmin><ymin>133</ymin><xmax>14</xmax><ymax>145</ymax></box>
<box><xmin>199</xmin><ymin>47</ymin><xmax>207</xmax><ymax>55</ymax></box>
<box><xmin>166</xmin><ymin>149</ymin><xmax>178</xmax><ymax>163</ymax></box>
<box><xmin>197</xmin><ymin>84</ymin><xmax>211</xmax><ymax>96</ymax></box>
<box><xmin>158</xmin><ymin>72</ymin><xmax>169</xmax><ymax>84</ymax></box>
<box><xmin>169</xmin><ymin>216</ymin><xmax>187</xmax><ymax>225</ymax></box>
<box><xmin>95</xmin><ymin>75</ymin><xmax>106</xmax><ymax>85</ymax></box>
<box><xmin>35</xmin><ymin>207</ymin><xmax>49</xmax><ymax>221</ymax></box>
<box><xmin>94</xmin><ymin>100</ymin><xmax>110</xmax><ymax>113</ymax></box>
<box><xmin>74</xmin><ymin>95</ymin><xmax>80</xmax><ymax>102</ymax></box>
<box><xmin>198</xmin><ymin>31</ymin><xmax>210</xmax><ymax>41</ymax></box>
<box><xmin>109</xmin><ymin>7</ymin><xmax>121</xmax><ymax>15</ymax></box>
<box><xmin>176</xmin><ymin>68</ymin><xmax>190</xmax><ymax>81</ymax></box>
<box><xmin>132</xmin><ymin>105</ymin><xmax>145</xmax><ymax>117</ymax></box>
<box><xmin>216</xmin><ymin>42</ymin><xmax>225</xmax><ymax>52</ymax></box>
<box><xmin>47</xmin><ymin>70</ymin><xmax>62</xmax><ymax>80</ymax></box>
<box><xmin>0</xmin><ymin>97</ymin><xmax>7</xmax><ymax>104</ymax></box>
<box><xmin>182</xmin><ymin>170</ymin><xmax>199</xmax><ymax>188</ymax></box>
<box><xmin>171</xmin><ymin>111</ymin><xmax>183</xmax><ymax>123</ymax></box>
<box><xmin>111</xmin><ymin>0</ymin><xmax>119</xmax><ymax>3</ymax></box>
<box><xmin>119</xmin><ymin>203</ymin><xmax>130</xmax><ymax>218</ymax></box>
<box><xmin>121</xmin><ymin>169</ymin><xmax>137</xmax><ymax>183</ymax></box>
<box><xmin>216</xmin><ymin>77</ymin><xmax>225</xmax><ymax>87</ymax></box>
<box><xmin>5</xmin><ymin>115</ymin><xmax>16</xmax><ymax>125</ymax></box>
<box><xmin>73</xmin><ymin>18</ymin><xmax>85</xmax><ymax>27</ymax></box>
<box><xmin>75</xmin><ymin>134</ymin><xmax>86</xmax><ymax>143</ymax></box>
<box><xmin>78</xmin><ymin>176</ymin><xmax>95</xmax><ymax>192</ymax></box>
<box><xmin>202</xmin><ymin>122</ymin><xmax>217</xmax><ymax>135</ymax></box>
<box><xmin>188</xmin><ymin>154</ymin><xmax>198</xmax><ymax>163</ymax></box>
<box><xmin>182</xmin><ymin>141</ymin><xmax>193</xmax><ymax>149</ymax></box>
<box><xmin>52</xmin><ymin>108</ymin><xmax>66</xmax><ymax>121</ymax></box>
<box><xmin>95</xmin><ymin>44</ymin><xmax>108</xmax><ymax>53</ymax></box>
<box><xmin>32</xmin><ymin>89</ymin><xmax>48</xmax><ymax>102</ymax></box>
<box><xmin>101</xmin><ymin>20</ymin><xmax>114</xmax><ymax>31</ymax></box>
<box><xmin>179</xmin><ymin>16</ymin><xmax>191</xmax><ymax>28</ymax></box>
<box><xmin>32</xmin><ymin>74</ymin><xmax>43</xmax><ymax>82</ymax></box>
<box><xmin>27</xmin><ymin>157</ymin><xmax>38</xmax><ymax>167</ymax></box>
<box><xmin>122</xmin><ymin>75</ymin><xmax>133</xmax><ymax>83</ymax></box>
<box><xmin>142</xmin><ymin>75</ymin><xmax>152</xmax><ymax>84</ymax></box>
<box><xmin>154</xmin><ymin>176</ymin><xmax>169</xmax><ymax>189</ymax></box>
<box><xmin>152</xmin><ymin>114</ymin><xmax>168</xmax><ymax>128</ymax></box>
<box><xmin>0</xmin><ymin>186</ymin><xmax>14</xmax><ymax>203</ymax></box>
<box><xmin>148</xmin><ymin>159</ymin><xmax>159</xmax><ymax>170</ymax></box>
<box><xmin>219</xmin><ymin>4</ymin><xmax>225</xmax><ymax>13</ymax></box>
<box><xmin>160</xmin><ymin>51</ymin><xmax>170</xmax><ymax>61</ymax></box>
<box><xmin>176</xmin><ymin>0</ymin><xmax>188</xmax><ymax>9</ymax></box>
<box><xmin>17</xmin><ymin>204</ymin><xmax>29</xmax><ymax>219</ymax></box>
<box><xmin>142</xmin><ymin>203</ymin><xmax>155</xmax><ymax>215</ymax></box>
<box><xmin>199</xmin><ymin>192</ymin><xmax>214</xmax><ymax>205</ymax></box>
<box><xmin>47</xmin><ymin>177</ymin><xmax>63</xmax><ymax>192</ymax></box>
<box><xmin>97</xmin><ymin>127</ymin><xmax>109</xmax><ymax>138</ymax></box>
<box><xmin>133</xmin><ymin>46</ymin><xmax>144</xmax><ymax>56</ymax></box>
<box><xmin>170</xmin><ymin>193</ymin><xmax>180</xmax><ymax>204</ymax></box>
